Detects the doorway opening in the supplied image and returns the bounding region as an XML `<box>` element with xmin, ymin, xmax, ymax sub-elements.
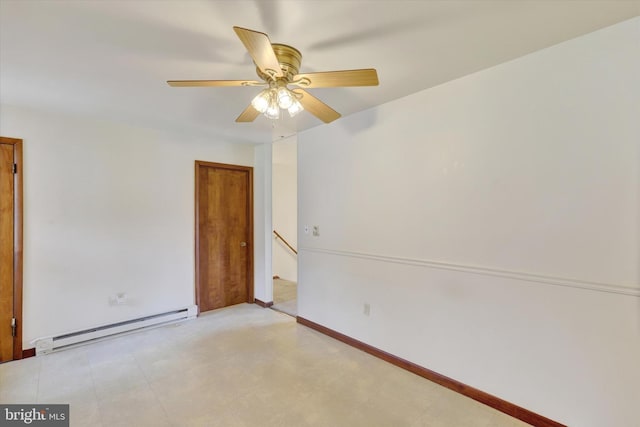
<box><xmin>271</xmin><ymin>137</ymin><xmax>297</xmax><ymax>316</ymax></box>
<box><xmin>272</xmin><ymin>232</ymin><xmax>297</xmax><ymax>316</ymax></box>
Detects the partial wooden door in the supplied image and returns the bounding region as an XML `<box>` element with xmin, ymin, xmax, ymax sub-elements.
<box><xmin>195</xmin><ymin>161</ymin><xmax>253</xmax><ymax>313</ymax></box>
<box><xmin>0</xmin><ymin>137</ymin><xmax>23</xmax><ymax>362</ymax></box>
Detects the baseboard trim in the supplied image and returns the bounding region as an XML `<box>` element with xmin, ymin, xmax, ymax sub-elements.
<box><xmin>296</xmin><ymin>316</ymin><xmax>566</xmax><ymax>427</ymax></box>
<box><xmin>21</xmin><ymin>348</ymin><xmax>36</xmax><ymax>359</ymax></box>
<box><xmin>254</xmin><ymin>298</ymin><xmax>274</xmax><ymax>308</ymax></box>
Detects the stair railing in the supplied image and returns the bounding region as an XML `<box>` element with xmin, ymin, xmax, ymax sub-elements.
<box><xmin>273</xmin><ymin>230</ymin><xmax>297</xmax><ymax>255</ymax></box>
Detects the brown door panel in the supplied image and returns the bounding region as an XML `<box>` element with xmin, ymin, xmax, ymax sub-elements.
<box><xmin>0</xmin><ymin>137</ymin><xmax>23</xmax><ymax>362</ymax></box>
<box><xmin>195</xmin><ymin>162</ymin><xmax>253</xmax><ymax>313</ymax></box>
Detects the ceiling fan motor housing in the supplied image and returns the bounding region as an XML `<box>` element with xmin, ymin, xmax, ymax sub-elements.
<box><xmin>256</xmin><ymin>44</ymin><xmax>302</xmax><ymax>82</ymax></box>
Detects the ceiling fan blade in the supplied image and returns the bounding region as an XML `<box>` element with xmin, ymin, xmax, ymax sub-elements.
<box><xmin>293</xmin><ymin>89</ymin><xmax>341</xmax><ymax>123</ymax></box>
<box><xmin>292</xmin><ymin>69</ymin><xmax>379</xmax><ymax>88</ymax></box>
<box><xmin>233</xmin><ymin>26</ymin><xmax>283</xmax><ymax>79</ymax></box>
<box><xmin>167</xmin><ymin>80</ymin><xmax>262</xmax><ymax>87</ymax></box>
<box><xmin>235</xmin><ymin>104</ymin><xmax>260</xmax><ymax>123</ymax></box>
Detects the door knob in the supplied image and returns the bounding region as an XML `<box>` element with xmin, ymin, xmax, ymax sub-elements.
<box><xmin>240</xmin><ymin>242</ymin><xmax>247</xmax><ymax>247</ymax></box>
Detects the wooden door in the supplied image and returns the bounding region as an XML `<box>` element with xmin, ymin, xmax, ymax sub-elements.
<box><xmin>0</xmin><ymin>137</ymin><xmax>23</xmax><ymax>362</ymax></box>
<box><xmin>195</xmin><ymin>161</ymin><xmax>253</xmax><ymax>313</ymax></box>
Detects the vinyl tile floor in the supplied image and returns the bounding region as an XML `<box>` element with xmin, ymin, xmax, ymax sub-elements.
<box><xmin>272</xmin><ymin>278</ymin><xmax>297</xmax><ymax>317</ymax></box>
<box><xmin>0</xmin><ymin>304</ymin><xmax>530</xmax><ymax>427</ymax></box>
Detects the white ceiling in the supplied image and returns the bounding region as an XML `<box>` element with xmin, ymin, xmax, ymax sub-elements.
<box><xmin>1</xmin><ymin>1</ymin><xmax>638</xmax><ymax>144</ymax></box>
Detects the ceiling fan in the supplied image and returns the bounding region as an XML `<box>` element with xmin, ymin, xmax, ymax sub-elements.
<box><xmin>167</xmin><ymin>26</ymin><xmax>379</xmax><ymax>124</ymax></box>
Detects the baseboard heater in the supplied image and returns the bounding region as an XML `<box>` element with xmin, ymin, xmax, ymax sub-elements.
<box><xmin>32</xmin><ymin>305</ymin><xmax>197</xmax><ymax>355</ymax></box>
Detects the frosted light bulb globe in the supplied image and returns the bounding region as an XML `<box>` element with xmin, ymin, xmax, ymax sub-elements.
<box><xmin>288</xmin><ymin>99</ymin><xmax>304</xmax><ymax>117</ymax></box>
<box><xmin>264</xmin><ymin>97</ymin><xmax>280</xmax><ymax>119</ymax></box>
<box><xmin>277</xmin><ymin>87</ymin><xmax>294</xmax><ymax>109</ymax></box>
<box><xmin>251</xmin><ymin>90</ymin><xmax>270</xmax><ymax>113</ymax></box>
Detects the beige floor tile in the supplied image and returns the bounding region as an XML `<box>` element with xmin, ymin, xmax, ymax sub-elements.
<box><xmin>90</xmin><ymin>358</ymin><xmax>149</xmax><ymax>399</ymax></box>
<box><xmin>0</xmin><ymin>357</ymin><xmax>41</xmax><ymax>404</ymax></box>
<box><xmin>273</xmin><ymin>279</ymin><xmax>297</xmax><ymax>304</ymax></box>
<box><xmin>0</xmin><ymin>354</ymin><xmax>41</xmax><ymax>378</ymax></box>
<box><xmin>96</xmin><ymin>383</ymin><xmax>170</xmax><ymax>427</ymax></box>
<box><xmin>272</xmin><ymin>278</ymin><xmax>297</xmax><ymax>316</ymax></box>
<box><xmin>37</xmin><ymin>369</ymin><xmax>95</xmax><ymax>403</ymax></box>
<box><xmin>68</xmin><ymin>396</ymin><xmax>102</xmax><ymax>427</ymax></box>
<box><xmin>0</xmin><ymin>376</ymin><xmax>39</xmax><ymax>403</ymax></box>
<box><xmin>0</xmin><ymin>303</ymin><xmax>530</xmax><ymax>427</ymax></box>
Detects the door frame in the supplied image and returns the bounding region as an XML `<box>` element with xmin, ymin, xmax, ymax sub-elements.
<box><xmin>194</xmin><ymin>161</ymin><xmax>254</xmax><ymax>313</ymax></box>
<box><xmin>0</xmin><ymin>137</ymin><xmax>23</xmax><ymax>360</ymax></box>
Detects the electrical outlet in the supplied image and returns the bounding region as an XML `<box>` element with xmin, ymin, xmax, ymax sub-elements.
<box><xmin>363</xmin><ymin>303</ymin><xmax>370</xmax><ymax>316</ymax></box>
<box><xmin>109</xmin><ymin>293</ymin><xmax>127</xmax><ymax>306</ymax></box>
<box><xmin>312</xmin><ymin>225</ymin><xmax>320</xmax><ymax>237</ymax></box>
<box><xmin>116</xmin><ymin>293</ymin><xmax>127</xmax><ymax>305</ymax></box>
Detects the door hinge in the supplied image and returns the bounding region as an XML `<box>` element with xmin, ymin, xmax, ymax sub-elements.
<box><xmin>11</xmin><ymin>318</ymin><xmax>16</xmax><ymax>337</ymax></box>
<box><xmin>13</xmin><ymin>164</ymin><xmax>17</xmax><ymax>174</ymax></box>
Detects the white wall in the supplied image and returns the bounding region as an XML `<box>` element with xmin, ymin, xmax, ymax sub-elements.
<box><xmin>272</xmin><ymin>135</ymin><xmax>298</xmax><ymax>282</ymax></box>
<box><xmin>298</xmin><ymin>18</ymin><xmax>640</xmax><ymax>427</ymax></box>
<box><xmin>253</xmin><ymin>142</ymin><xmax>273</xmax><ymax>303</ymax></box>
<box><xmin>0</xmin><ymin>104</ymin><xmax>260</xmax><ymax>345</ymax></box>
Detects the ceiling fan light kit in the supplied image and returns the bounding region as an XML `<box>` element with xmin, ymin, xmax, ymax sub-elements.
<box><xmin>251</xmin><ymin>81</ymin><xmax>304</xmax><ymax>119</ymax></box>
<box><xmin>167</xmin><ymin>26</ymin><xmax>379</xmax><ymax>124</ymax></box>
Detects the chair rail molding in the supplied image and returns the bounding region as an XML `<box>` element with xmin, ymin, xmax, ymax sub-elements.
<box><xmin>299</xmin><ymin>247</ymin><xmax>639</xmax><ymax>297</ymax></box>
